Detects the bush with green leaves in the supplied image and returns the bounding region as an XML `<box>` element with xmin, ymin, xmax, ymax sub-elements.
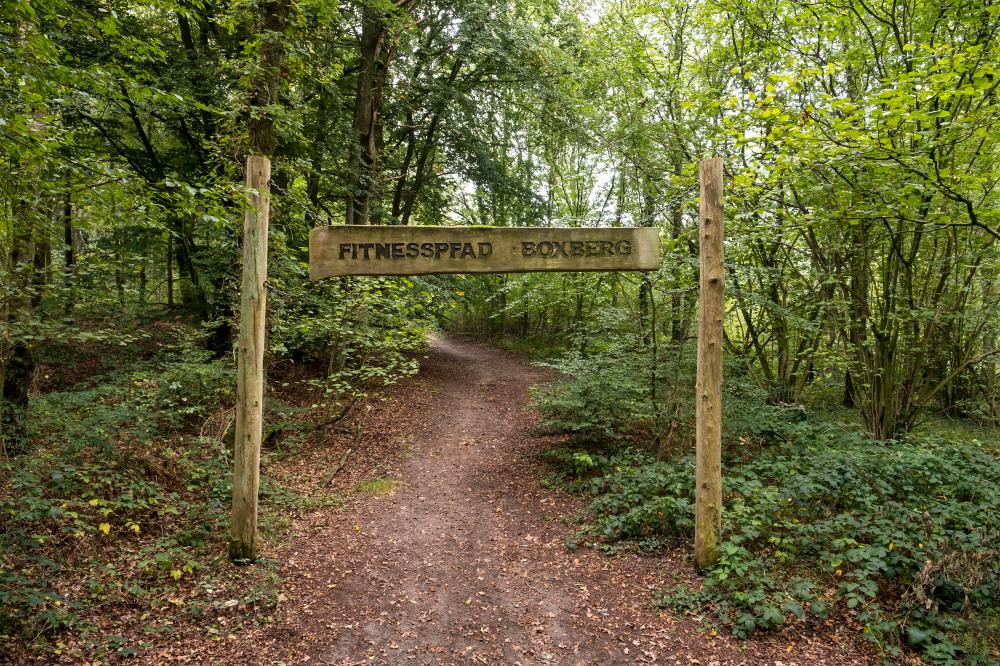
<box><xmin>541</xmin><ymin>409</ymin><xmax>1000</xmax><ymax>663</ymax></box>
<box><xmin>268</xmin><ymin>275</ymin><xmax>438</xmax><ymax>412</ymax></box>
<box><xmin>532</xmin><ymin>334</ymin><xmax>655</xmax><ymax>442</ymax></box>
<box><xmin>269</xmin><ymin>275</ymin><xmax>437</xmax><ymax>362</ymax></box>
<box><xmin>532</xmin><ymin>338</ymin><xmax>805</xmax><ymax>450</ymax></box>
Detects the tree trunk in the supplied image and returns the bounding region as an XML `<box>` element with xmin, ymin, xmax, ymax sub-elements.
<box><xmin>2</xmin><ymin>185</ymin><xmax>38</xmax><ymax>457</ymax></box>
<box><xmin>167</xmin><ymin>213</ymin><xmax>209</xmax><ymax>318</ymax></box>
<box><xmin>346</xmin><ymin>2</ymin><xmax>414</xmax><ymax>225</ymax></box>
<box><xmin>670</xmin><ymin>162</ymin><xmax>685</xmax><ymax>343</ymax></box>
<box><xmin>397</xmin><ymin>56</ymin><xmax>465</xmax><ymax>226</ymax></box>
<box><xmin>1</xmin><ymin>46</ymin><xmax>41</xmax><ymax>456</ymax></box>
<box><xmin>844</xmin><ymin>220</ymin><xmax>869</xmax><ymax>408</ymax></box>
<box><xmin>114</xmin><ymin>227</ymin><xmax>125</xmax><ymax>305</ymax></box>
<box><xmin>139</xmin><ymin>261</ymin><xmax>148</xmax><ymax>305</ymax></box>
<box><xmin>166</xmin><ymin>233</ymin><xmax>174</xmax><ymax>307</ymax></box>
<box><xmin>638</xmin><ymin>275</ymin><xmax>651</xmax><ymax>346</ymax></box>
<box><xmin>247</xmin><ymin>0</ymin><xmax>288</xmax><ymax>157</ymax></box>
<box><xmin>346</xmin><ymin>9</ymin><xmax>387</xmax><ymax>226</ymax></box>
<box><xmin>33</xmin><ymin>197</ymin><xmax>57</xmax><ymax>308</ymax></box>
<box><xmin>63</xmin><ymin>191</ymin><xmax>75</xmax><ymax>314</ymax></box>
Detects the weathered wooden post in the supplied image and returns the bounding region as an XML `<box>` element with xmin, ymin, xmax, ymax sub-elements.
<box><xmin>695</xmin><ymin>157</ymin><xmax>724</xmax><ymax>569</ymax></box>
<box><xmin>230</xmin><ymin>155</ymin><xmax>270</xmax><ymax>562</ymax></box>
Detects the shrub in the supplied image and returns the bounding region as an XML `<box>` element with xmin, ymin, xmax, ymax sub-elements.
<box><xmin>532</xmin><ymin>340</ymin><xmax>807</xmax><ymax>450</ymax></box>
<box><xmin>543</xmin><ymin>421</ymin><xmax>1000</xmax><ymax>663</ymax></box>
<box><xmin>532</xmin><ymin>336</ymin><xmax>654</xmax><ymax>442</ymax></box>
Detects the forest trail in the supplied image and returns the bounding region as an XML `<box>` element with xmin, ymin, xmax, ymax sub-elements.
<box><xmin>192</xmin><ymin>336</ymin><xmax>873</xmax><ymax>665</ymax></box>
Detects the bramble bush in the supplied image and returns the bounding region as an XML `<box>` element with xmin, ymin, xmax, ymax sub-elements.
<box><xmin>535</xmin><ymin>349</ymin><xmax>1000</xmax><ymax>664</ymax></box>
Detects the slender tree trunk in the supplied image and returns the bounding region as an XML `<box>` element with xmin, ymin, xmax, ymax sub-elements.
<box><xmin>393</xmin><ymin>110</ymin><xmax>418</xmax><ymax>222</ymax></box>
<box><xmin>114</xmin><ymin>227</ymin><xmax>125</xmax><ymax>305</ymax></box>
<box><xmin>346</xmin><ymin>9</ymin><xmax>387</xmax><ymax>226</ymax></box>
<box><xmin>844</xmin><ymin>220</ymin><xmax>869</xmax><ymax>408</ymax></box>
<box><xmin>32</xmin><ymin>209</ymin><xmax>51</xmax><ymax>309</ymax></box>
<box><xmin>670</xmin><ymin>163</ymin><xmax>685</xmax><ymax>342</ymax></box>
<box><xmin>843</xmin><ymin>369</ymin><xmax>855</xmax><ymax>408</ymax></box>
<box><xmin>398</xmin><ymin>56</ymin><xmax>465</xmax><ymax>225</ymax></box>
<box><xmin>167</xmin><ymin>213</ymin><xmax>209</xmax><ymax>317</ymax></box>
<box><xmin>638</xmin><ymin>275</ymin><xmax>651</xmax><ymax>346</ymax></box>
<box><xmin>768</xmin><ymin>269</ymin><xmax>790</xmax><ymax>402</ymax></box>
<box><xmin>390</xmin><ymin>23</ymin><xmax>440</xmax><ymax>221</ymax></box>
<box><xmin>166</xmin><ymin>233</ymin><xmax>174</xmax><ymax>307</ymax></box>
<box><xmin>139</xmin><ymin>262</ymin><xmax>147</xmax><ymax>305</ymax></box>
<box><xmin>63</xmin><ymin>191</ymin><xmax>75</xmax><ymax>314</ymax></box>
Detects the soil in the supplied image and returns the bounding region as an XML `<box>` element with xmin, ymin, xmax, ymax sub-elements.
<box><xmin>161</xmin><ymin>335</ymin><xmax>880</xmax><ymax>665</ymax></box>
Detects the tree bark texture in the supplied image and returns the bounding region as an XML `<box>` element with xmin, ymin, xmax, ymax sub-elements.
<box><xmin>248</xmin><ymin>0</ymin><xmax>289</xmax><ymax>157</ymax></box>
<box><xmin>346</xmin><ymin>2</ymin><xmax>415</xmax><ymax>225</ymax></box>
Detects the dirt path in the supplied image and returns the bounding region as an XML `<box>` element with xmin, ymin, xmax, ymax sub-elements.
<box><xmin>194</xmin><ymin>336</ymin><xmax>875</xmax><ymax>665</ymax></box>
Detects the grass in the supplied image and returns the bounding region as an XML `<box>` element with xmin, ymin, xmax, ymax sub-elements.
<box><xmin>955</xmin><ymin>607</ymin><xmax>1000</xmax><ymax>662</ymax></box>
<box><xmin>353</xmin><ymin>478</ymin><xmax>401</xmax><ymax>495</ymax></box>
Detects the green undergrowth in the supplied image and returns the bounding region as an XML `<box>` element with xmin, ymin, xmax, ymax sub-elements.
<box><xmin>490</xmin><ymin>335</ymin><xmax>567</xmax><ymax>359</ymax></box>
<box><xmin>534</xmin><ymin>346</ymin><xmax>1000</xmax><ymax>664</ymax></box>
<box><xmin>0</xmin><ymin>332</ymin><xmax>336</xmax><ymax>660</ymax></box>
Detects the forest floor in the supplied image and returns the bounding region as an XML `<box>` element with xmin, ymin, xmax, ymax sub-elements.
<box><xmin>148</xmin><ymin>335</ymin><xmax>879</xmax><ymax>665</ymax></box>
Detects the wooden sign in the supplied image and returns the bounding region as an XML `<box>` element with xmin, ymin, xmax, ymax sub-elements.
<box><xmin>309</xmin><ymin>225</ymin><xmax>660</xmax><ymax>279</ymax></box>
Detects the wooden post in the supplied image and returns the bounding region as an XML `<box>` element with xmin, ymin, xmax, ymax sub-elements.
<box><xmin>229</xmin><ymin>155</ymin><xmax>270</xmax><ymax>562</ymax></box>
<box><xmin>695</xmin><ymin>157</ymin><xmax>724</xmax><ymax>569</ymax></box>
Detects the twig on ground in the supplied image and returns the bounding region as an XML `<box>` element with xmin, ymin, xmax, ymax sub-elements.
<box><xmin>318</xmin><ymin>425</ymin><xmax>361</xmax><ymax>488</ymax></box>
